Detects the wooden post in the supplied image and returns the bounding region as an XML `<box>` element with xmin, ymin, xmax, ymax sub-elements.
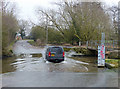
<box><xmin>79</xmin><ymin>41</ymin><xmax>81</xmax><ymax>47</ymax></box>
<box><xmin>116</xmin><ymin>40</ymin><xmax>117</xmax><ymax>49</ymax></box>
<box><xmin>91</xmin><ymin>41</ymin><xmax>93</xmax><ymax>48</ymax></box>
<box><xmin>86</xmin><ymin>41</ymin><xmax>88</xmax><ymax>48</ymax></box>
<box><xmin>113</xmin><ymin>40</ymin><xmax>114</xmax><ymax>49</ymax></box>
<box><xmin>95</xmin><ymin>41</ymin><xmax>97</xmax><ymax>49</ymax></box>
<box><xmin>106</xmin><ymin>41</ymin><xmax>108</xmax><ymax>51</ymax></box>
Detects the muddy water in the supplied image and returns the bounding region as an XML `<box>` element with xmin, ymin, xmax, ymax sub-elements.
<box><xmin>2</xmin><ymin>57</ymin><xmax>17</xmax><ymax>73</ymax></box>
<box><xmin>2</xmin><ymin>55</ymin><xmax>98</xmax><ymax>73</ymax></box>
<box><xmin>2</xmin><ymin>40</ymin><xmax>98</xmax><ymax>73</ymax></box>
<box><xmin>70</xmin><ymin>57</ymin><xmax>98</xmax><ymax>72</ymax></box>
<box><xmin>1</xmin><ymin>40</ymin><xmax>118</xmax><ymax>87</ymax></box>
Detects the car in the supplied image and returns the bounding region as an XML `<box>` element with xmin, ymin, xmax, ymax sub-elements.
<box><xmin>45</xmin><ymin>46</ymin><xmax>65</xmax><ymax>63</ymax></box>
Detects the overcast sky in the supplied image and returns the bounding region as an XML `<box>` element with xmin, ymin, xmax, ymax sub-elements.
<box><xmin>10</xmin><ymin>0</ymin><xmax>60</xmax><ymax>23</ymax></box>
<box><xmin>8</xmin><ymin>0</ymin><xmax>120</xmax><ymax>24</ymax></box>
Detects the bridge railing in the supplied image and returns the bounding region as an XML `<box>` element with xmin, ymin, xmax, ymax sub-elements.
<box><xmin>79</xmin><ymin>40</ymin><xmax>120</xmax><ymax>51</ymax></box>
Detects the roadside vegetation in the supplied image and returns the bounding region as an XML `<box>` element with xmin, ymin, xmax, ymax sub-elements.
<box><xmin>0</xmin><ymin>8</ymin><xmax>2</xmax><ymax>58</ymax></box>
<box><xmin>105</xmin><ymin>59</ymin><xmax>119</xmax><ymax>68</ymax></box>
<box><xmin>1</xmin><ymin>2</ymin><xmax>19</xmax><ymax>57</ymax></box>
<box><xmin>27</xmin><ymin>40</ymin><xmax>35</xmax><ymax>46</ymax></box>
<box><xmin>108</xmin><ymin>51</ymin><xmax>120</xmax><ymax>59</ymax></box>
<box><xmin>1</xmin><ymin>2</ymin><xmax>30</xmax><ymax>58</ymax></box>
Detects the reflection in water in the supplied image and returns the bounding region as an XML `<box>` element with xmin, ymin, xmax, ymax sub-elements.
<box><xmin>2</xmin><ymin>54</ymin><xmax>98</xmax><ymax>73</ymax></box>
<box><xmin>2</xmin><ymin>57</ymin><xmax>17</xmax><ymax>73</ymax></box>
<box><xmin>71</xmin><ymin>57</ymin><xmax>98</xmax><ymax>72</ymax></box>
<box><xmin>46</xmin><ymin>61</ymin><xmax>87</xmax><ymax>72</ymax></box>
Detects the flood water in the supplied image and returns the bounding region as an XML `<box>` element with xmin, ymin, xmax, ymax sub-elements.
<box><xmin>2</xmin><ymin>55</ymin><xmax>98</xmax><ymax>73</ymax></box>
<box><xmin>2</xmin><ymin>40</ymin><xmax>98</xmax><ymax>73</ymax></box>
<box><xmin>1</xmin><ymin>40</ymin><xmax>118</xmax><ymax>87</ymax></box>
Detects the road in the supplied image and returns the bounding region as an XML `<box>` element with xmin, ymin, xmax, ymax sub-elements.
<box><xmin>1</xmin><ymin>40</ymin><xmax>118</xmax><ymax>87</ymax></box>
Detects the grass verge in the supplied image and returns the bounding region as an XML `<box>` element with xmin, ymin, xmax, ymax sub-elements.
<box><xmin>105</xmin><ymin>59</ymin><xmax>119</xmax><ymax>68</ymax></box>
<box><xmin>27</xmin><ymin>40</ymin><xmax>36</xmax><ymax>46</ymax></box>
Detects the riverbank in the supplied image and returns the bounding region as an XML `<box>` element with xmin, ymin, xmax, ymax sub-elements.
<box><xmin>105</xmin><ymin>59</ymin><xmax>119</xmax><ymax>68</ymax></box>
<box><xmin>27</xmin><ymin>40</ymin><xmax>45</xmax><ymax>47</ymax></box>
<box><xmin>107</xmin><ymin>50</ymin><xmax>120</xmax><ymax>59</ymax></box>
<box><xmin>27</xmin><ymin>40</ymin><xmax>98</xmax><ymax>57</ymax></box>
<box><xmin>2</xmin><ymin>41</ymin><xmax>16</xmax><ymax>59</ymax></box>
<box><xmin>27</xmin><ymin>40</ymin><xmax>36</xmax><ymax>46</ymax></box>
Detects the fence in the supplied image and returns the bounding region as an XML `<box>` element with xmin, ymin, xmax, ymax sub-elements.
<box><xmin>79</xmin><ymin>40</ymin><xmax>120</xmax><ymax>51</ymax></box>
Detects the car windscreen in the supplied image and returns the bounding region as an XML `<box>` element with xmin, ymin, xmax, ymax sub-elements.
<box><xmin>50</xmin><ymin>47</ymin><xmax>63</xmax><ymax>54</ymax></box>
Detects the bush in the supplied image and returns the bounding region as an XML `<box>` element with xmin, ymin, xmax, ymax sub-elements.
<box><xmin>2</xmin><ymin>3</ymin><xmax>19</xmax><ymax>57</ymax></box>
<box><xmin>108</xmin><ymin>51</ymin><xmax>120</xmax><ymax>59</ymax></box>
<box><xmin>30</xmin><ymin>26</ymin><xmax>46</xmax><ymax>44</ymax></box>
<box><xmin>72</xmin><ymin>47</ymin><xmax>96</xmax><ymax>55</ymax></box>
<box><xmin>63</xmin><ymin>48</ymin><xmax>71</xmax><ymax>52</ymax></box>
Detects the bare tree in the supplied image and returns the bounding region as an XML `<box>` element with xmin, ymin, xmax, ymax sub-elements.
<box><xmin>34</xmin><ymin>1</ymin><xmax>113</xmax><ymax>45</ymax></box>
<box><xmin>108</xmin><ymin>6</ymin><xmax>118</xmax><ymax>36</ymax></box>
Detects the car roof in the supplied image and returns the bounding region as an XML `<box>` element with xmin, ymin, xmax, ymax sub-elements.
<box><xmin>48</xmin><ymin>46</ymin><xmax>63</xmax><ymax>48</ymax></box>
<box><xmin>48</xmin><ymin>46</ymin><xmax>62</xmax><ymax>48</ymax></box>
<box><xmin>46</xmin><ymin>46</ymin><xmax>63</xmax><ymax>50</ymax></box>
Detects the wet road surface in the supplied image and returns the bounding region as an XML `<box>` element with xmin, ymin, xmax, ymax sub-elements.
<box><xmin>2</xmin><ymin>72</ymin><xmax>118</xmax><ymax>87</ymax></box>
<box><xmin>1</xmin><ymin>40</ymin><xmax>118</xmax><ymax>87</ymax></box>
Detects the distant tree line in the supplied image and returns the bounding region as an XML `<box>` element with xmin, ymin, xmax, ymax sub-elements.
<box><xmin>30</xmin><ymin>26</ymin><xmax>63</xmax><ymax>45</ymax></box>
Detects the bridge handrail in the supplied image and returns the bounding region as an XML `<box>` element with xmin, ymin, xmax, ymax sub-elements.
<box><xmin>79</xmin><ymin>40</ymin><xmax>119</xmax><ymax>50</ymax></box>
